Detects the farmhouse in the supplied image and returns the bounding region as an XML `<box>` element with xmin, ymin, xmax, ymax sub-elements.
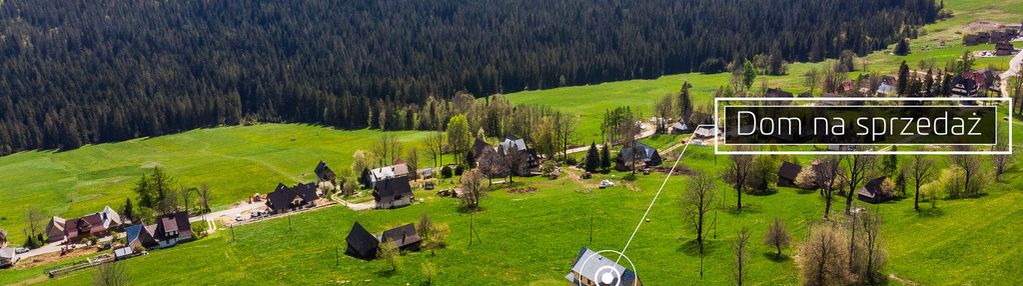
<box><xmin>858</xmin><ymin>177</ymin><xmax>893</xmax><ymax>204</ymax></box>
<box><xmin>670</xmin><ymin>120</ymin><xmax>693</xmax><ymax>134</ymax></box>
<box><xmin>996</xmin><ymin>41</ymin><xmax>1014</xmax><ymax>56</ymax></box>
<box><xmin>0</xmin><ymin>247</ymin><xmax>18</xmax><ymax>268</ymax></box>
<box><xmin>499</xmin><ymin>135</ymin><xmax>541</xmax><ymax>170</ymax></box>
<box><xmin>972</xmin><ymin>68</ymin><xmax>998</xmax><ymax>90</ymax></box>
<box><xmin>693</xmin><ymin>126</ymin><xmax>719</xmax><ymax>139</ymax></box>
<box><xmin>764</xmin><ymin>88</ymin><xmax>794</xmax><ymax>98</ymax></box>
<box><xmin>45</xmin><ymin>206</ymin><xmax>123</xmax><ymax>243</ymax></box>
<box><xmin>369</xmin><ymin>162</ymin><xmax>411</xmax><ymax>187</ymax></box>
<box><xmin>266</xmin><ymin>183</ymin><xmax>320</xmax><ymax>214</ymax></box>
<box><xmin>471</xmin><ymin>137</ymin><xmax>493</xmax><ymax>159</ymax></box>
<box><xmin>373</xmin><ymin>176</ymin><xmax>414</xmax><ymax>209</ymax></box>
<box><xmin>951</xmin><ymin>76</ymin><xmax>980</xmax><ymax>97</ymax></box>
<box><xmin>615</xmin><ymin>141</ymin><xmax>661</xmax><ymax>171</ymax></box>
<box><xmin>380</xmin><ymin>223</ymin><xmax>421</xmax><ymax>251</ymax></box>
<box><xmin>124</xmin><ymin>224</ymin><xmax>158</xmax><ymax>249</ymax></box>
<box><xmin>152</xmin><ymin>211</ymin><xmax>194</xmax><ymax>247</ymax></box>
<box><xmin>777</xmin><ymin>161</ymin><xmax>802</xmax><ymax>188</ymax></box>
<box><xmin>345</xmin><ymin>222</ymin><xmax>379</xmax><ymax>260</ymax></box>
<box><xmin>314</xmin><ymin>161</ymin><xmax>337</xmax><ymax>185</ymax></box>
<box><xmin>565</xmin><ymin>247</ymin><xmax>642</xmax><ymax>286</ymax></box>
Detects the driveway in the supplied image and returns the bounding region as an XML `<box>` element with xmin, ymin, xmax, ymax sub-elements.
<box><xmin>1000</xmin><ymin>48</ymin><xmax>1023</xmax><ymax>97</ymax></box>
<box><xmin>188</xmin><ymin>201</ymin><xmax>267</xmax><ymax>224</ymax></box>
<box><xmin>563</xmin><ymin>121</ymin><xmax>658</xmax><ymax>154</ymax></box>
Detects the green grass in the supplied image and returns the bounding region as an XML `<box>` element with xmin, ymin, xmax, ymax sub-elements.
<box><xmin>0</xmin><ymin>124</ymin><xmax>455</xmax><ymax>244</ymax></box>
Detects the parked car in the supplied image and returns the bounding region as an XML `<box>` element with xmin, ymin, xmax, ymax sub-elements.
<box><xmin>14</xmin><ymin>248</ymin><xmax>28</xmax><ymax>254</ymax></box>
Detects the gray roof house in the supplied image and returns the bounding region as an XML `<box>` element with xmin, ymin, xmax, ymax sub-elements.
<box><xmin>566</xmin><ymin>247</ymin><xmax>642</xmax><ymax>286</ymax></box>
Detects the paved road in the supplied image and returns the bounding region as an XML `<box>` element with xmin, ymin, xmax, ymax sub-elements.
<box><xmin>188</xmin><ymin>201</ymin><xmax>267</xmax><ymax>224</ymax></box>
<box><xmin>563</xmin><ymin>122</ymin><xmax>658</xmax><ymax>154</ymax></box>
<box><xmin>1000</xmin><ymin>48</ymin><xmax>1023</xmax><ymax>98</ymax></box>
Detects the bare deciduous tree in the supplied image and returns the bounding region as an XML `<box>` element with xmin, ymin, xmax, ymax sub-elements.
<box><xmin>27</xmin><ymin>208</ymin><xmax>45</xmax><ymax>239</ymax></box>
<box><xmin>764</xmin><ymin>217</ymin><xmax>792</xmax><ymax>258</ymax></box>
<box><xmin>373</xmin><ymin>134</ymin><xmax>403</xmax><ymax>166</ymax></box>
<box><xmin>725</xmin><ymin>147</ymin><xmax>754</xmax><ymax>211</ymax></box>
<box><xmin>798</xmin><ymin>223</ymin><xmax>853</xmax><ymax>286</ymax></box>
<box><xmin>425</xmin><ymin>132</ymin><xmax>446</xmax><ymax>167</ymax></box>
<box><xmin>950</xmin><ymin>146</ymin><xmax>983</xmax><ymax>197</ymax></box>
<box><xmin>733</xmin><ymin>228</ymin><xmax>751</xmax><ymax>286</ymax></box>
<box><xmin>477</xmin><ymin>148</ymin><xmax>507</xmax><ymax>185</ymax></box>
<box><xmin>813</xmin><ymin>157</ymin><xmax>841</xmax><ymax>220</ymax></box>
<box><xmin>855</xmin><ymin>209</ymin><xmax>887</xmax><ymax>285</ymax></box>
<box><xmin>378</xmin><ymin>238</ymin><xmax>400</xmax><ymax>272</ymax></box>
<box><xmin>681</xmin><ymin>172</ymin><xmax>716</xmax><ymax>255</ymax></box>
<box><xmin>907</xmin><ymin>155</ymin><xmax>935</xmax><ymax>211</ymax></box>
<box><xmin>94</xmin><ymin>261</ymin><xmax>130</xmax><ymax>286</ymax></box>
<box><xmin>459</xmin><ymin>169</ymin><xmax>486</xmax><ymax>210</ymax></box>
<box><xmin>843</xmin><ymin>153</ymin><xmax>877</xmax><ymax>215</ymax></box>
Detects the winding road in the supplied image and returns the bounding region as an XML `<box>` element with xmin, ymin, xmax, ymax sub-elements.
<box><xmin>1000</xmin><ymin>47</ymin><xmax>1023</xmax><ymax>98</ymax></box>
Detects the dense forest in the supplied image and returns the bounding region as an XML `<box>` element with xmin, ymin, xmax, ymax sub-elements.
<box><xmin>0</xmin><ymin>0</ymin><xmax>939</xmax><ymax>154</ymax></box>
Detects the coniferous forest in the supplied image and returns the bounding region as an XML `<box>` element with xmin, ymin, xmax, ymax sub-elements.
<box><xmin>0</xmin><ymin>0</ymin><xmax>939</xmax><ymax>154</ymax></box>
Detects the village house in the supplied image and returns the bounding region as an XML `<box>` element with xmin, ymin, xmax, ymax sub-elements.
<box><xmin>266</xmin><ymin>183</ymin><xmax>320</xmax><ymax>214</ymax></box>
<box><xmin>498</xmin><ymin>135</ymin><xmax>541</xmax><ymax>170</ymax></box>
<box><xmin>693</xmin><ymin>126</ymin><xmax>719</xmax><ymax>139</ymax></box>
<box><xmin>471</xmin><ymin>136</ymin><xmax>494</xmax><ymax>160</ymax></box>
<box><xmin>670</xmin><ymin>120</ymin><xmax>692</xmax><ymax>134</ymax></box>
<box><xmin>566</xmin><ymin>247</ymin><xmax>642</xmax><ymax>286</ymax></box>
<box><xmin>615</xmin><ymin>141</ymin><xmax>661</xmax><ymax>171</ymax></box>
<box><xmin>314</xmin><ymin>161</ymin><xmax>337</xmax><ymax>185</ymax></box>
<box><xmin>372</xmin><ymin>176</ymin><xmax>414</xmax><ymax>209</ymax></box>
<box><xmin>858</xmin><ymin>177</ymin><xmax>893</xmax><ymax>204</ymax></box>
<box><xmin>345</xmin><ymin>222</ymin><xmax>379</xmax><ymax>260</ymax></box>
<box><xmin>369</xmin><ymin>162</ymin><xmax>411</xmax><ymax>188</ymax></box>
<box><xmin>777</xmin><ymin>161</ymin><xmax>802</xmax><ymax>188</ymax></box>
<box><xmin>951</xmin><ymin>76</ymin><xmax>980</xmax><ymax>97</ymax></box>
<box><xmin>764</xmin><ymin>88</ymin><xmax>793</xmax><ymax>98</ymax></box>
<box><xmin>123</xmin><ymin>211</ymin><xmax>195</xmax><ymax>250</ymax></box>
<box><xmin>0</xmin><ymin>247</ymin><xmax>18</xmax><ymax>268</ymax></box>
<box><xmin>996</xmin><ymin>41</ymin><xmax>1014</xmax><ymax>56</ymax></box>
<box><xmin>380</xmin><ymin>223</ymin><xmax>422</xmax><ymax>251</ymax></box>
<box><xmin>45</xmin><ymin>206</ymin><xmax>123</xmax><ymax>243</ymax></box>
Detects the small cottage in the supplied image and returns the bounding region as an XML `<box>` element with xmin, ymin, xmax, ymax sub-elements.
<box><xmin>777</xmin><ymin>162</ymin><xmax>802</xmax><ymax>188</ymax></box>
<box><xmin>373</xmin><ymin>176</ymin><xmax>414</xmax><ymax>209</ymax></box>
<box><xmin>345</xmin><ymin>222</ymin><xmax>380</xmax><ymax>260</ymax></box>
<box><xmin>380</xmin><ymin>224</ymin><xmax>422</xmax><ymax>251</ymax></box>
<box><xmin>858</xmin><ymin>177</ymin><xmax>893</xmax><ymax>204</ymax></box>
<box><xmin>565</xmin><ymin>247</ymin><xmax>642</xmax><ymax>286</ymax></box>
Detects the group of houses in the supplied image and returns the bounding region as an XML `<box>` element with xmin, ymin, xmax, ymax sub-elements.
<box><xmin>45</xmin><ymin>206</ymin><xmax>123</xmax><ymax>244</ymax></box>
<box><xmin>775</xmin><ymin>161</ymin><xmax>894</xmax><ymax>204</ymax></box>
<box><xmin>115</xmin><ymin>211</ymin><xmax>194</xmax><ymax>259</ymax></box>
<box><xmin>963</xmin><ymin>25</ymin><xmax>1020</xmax><ymax>56</ymax></box>
<box><xmin>344</xmin><ymin>221</ymin><xmax>422</xmax><ymax>260</ymax></box>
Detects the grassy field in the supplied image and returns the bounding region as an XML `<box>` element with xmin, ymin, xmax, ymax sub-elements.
<box><xmin>0</xmin><ymin>125</ymin><xmax>455</xmax><ymax>244</ymax></box>
<box><xmin>1</xmin><ymin>141</ymin><xmax>1020</xmax><ymax>285</ymax></box>
<box><xmin>3</xmin><ymin>0</ymin><xmax>1023</xmax><ymax>284</ymax></box>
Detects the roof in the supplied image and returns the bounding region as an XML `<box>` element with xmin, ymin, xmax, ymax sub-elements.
<box><xmin>315</xmin><ymin>161</ymin><xmax>336</xmax><ymax>180</ymax></box>
<box><xmin>0</xmin><ymin>248</ymin><xmax>14</xmax><ymax>259</ymax></box>
<box><xmin>671</xmin><ymin>121</ymin><xmax>692</xmax><ymax>133</ymax></box>
<box><xmin>877</xmin><ymin>83</ymin><xmax>896</xmax><ymax>95</ymax></box>
<box><xmin>619</xmin><ymin>141</ymin><xmax>657</xmax><ymax>161</ymax></box>
<box><xmin>381</xmin><ymin>224</ymin><xmax>421</xmax><ymax>249</ymax></box>
<box><xmin>266</xmin><ymin>183</ymin><xmax>319</xmax><ymax>212</ymax></box>
<box><xmin>370</xmin><ymin>163</ymin><xmax>411</xmax><ymax>182</ymax></box>
<box><xmin>472</xmin><ymin>137</ymin><xmax>493</xmax><ymax>157</ymax></box>
<box><xmin>694</xmin><ymin>126</ymin><xmax>719</xmax><ymax>138</ymax></box>
<box><xmin>373</xmin><ymin>176</ymin><xmax>413</xmax><ymax>203</ymax></box>
<box><xmin>858</xmin><ymin>177</ymin><xmax>888</xmax><ymax>198</ymax></box>
<box><xmin>102</xmin><ymin>206</ymin><xmax>122</xmax><ymax>226</ymax></box>
<box><xmin>565</xmin><ymin>247</ymin><xmax>639</xmax><ymax>286</ymax></box>
<box><xmin>777</xmin><ymin>161</ymin><xmax>802</xmax><ymax>181</ymax></box>
<box><xmin>154</xmin><ymin>211</ymin><xmax>192</xmax><ymax>240</ymax></box>
<box><xmin>499</xmin><ymin>136</ymin><xmax>529</xmax><ymax>152</ymax></box>
<box><xmin>345</xmin><ymin>222</ymin><xmax>380</xmax><ymax>258</ymax></box>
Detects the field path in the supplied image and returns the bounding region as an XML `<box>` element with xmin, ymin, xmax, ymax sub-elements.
<box><xmin>1000</xmin><ymin>48</ymin><xmax>1023</xmax><ymax>97</ymax></box>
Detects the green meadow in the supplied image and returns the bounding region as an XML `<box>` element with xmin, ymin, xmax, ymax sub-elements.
<box><xmin>2</xmin><ymin>0</ymin><xmax>1023</xmax><ymax>284</ymax></box>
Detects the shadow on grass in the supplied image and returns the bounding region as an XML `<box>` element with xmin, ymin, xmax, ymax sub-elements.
<box><xmin>725</xmin><ymin>203</ymin><xmax>763</xmax><ymax>215</ymax></box>
<box><xmin>917</xmin><ymin>207</ymin><xmax>945</xmax><ymax>217</ymax></box>
<box><xmin>762</xmin><ymin>252</ymin><xmax>790</xmax><ymax>262</ymax></box>
<box><xmin>455</xmin><ymin>205</ymin><xmax>485</xmax><ymax>214</ymax></box>
<box><xmin>376</xmin><ymin>269</ymin><xmax>398</xmax><ymax>278</ymax></box>
<box><xmin>795</xmin><ymin>188</ymin><xmax>819</xmax><ymax>195</ymax></box>
<box><xmin>678</xmin><ymin>239</ymin><xmax>722</xmax><ymax>257</ymax></box>
<box><xmin>748</xmin><ymin>188</ymin><xmax>778</xmax><ymax>196</ymax></box>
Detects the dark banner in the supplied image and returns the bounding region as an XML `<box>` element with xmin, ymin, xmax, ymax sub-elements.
<box><xmin>722</xmin><ymin>105</ymin><xmax>998</xmax><ymax>145</ymax></box>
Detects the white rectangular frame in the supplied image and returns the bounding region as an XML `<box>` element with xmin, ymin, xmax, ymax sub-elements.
<box><xmin>713</xmin><ymin>97</ymin><xmax>1013</xmax><ymax>155</ymax></box>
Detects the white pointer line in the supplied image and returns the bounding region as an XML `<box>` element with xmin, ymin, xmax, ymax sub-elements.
<box><xmin>616</xmin><ymin>124</ymin><xmax>711</xmax><ymax>264</ymax></box>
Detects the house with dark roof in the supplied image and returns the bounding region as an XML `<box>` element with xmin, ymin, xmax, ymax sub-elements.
<box><xmin>499</xmin><ymin>135</ymin><xmax>541</xmax><ymax>170</ymax></box>
<box><xmin>124</xmin><ymin>224</ymin><xmax>158</xmax><ymax>249</ymax></box>
<box><xmin>471</xmin><ymin>137</ymin><xmax>493</xmax><ymax>160</ymax></box>
<box><xmin>373</xmin><ymin>177</ymin><xmax>414</xmax><ymax>209</ymax></box>
<box><xmin>996</xmin><ymin>41</ymin><xmax>1015</xmax><ymax>56</ymax></box>
<box><xmin>314</xmin><ymin>161</ymin><xmax>337</xmax><ymax>185</ymax></box>
<box><xmin>345</xmin><ymin>222</ymin><xmax>380</xmax><ymax>260</ymax></box>
<box><xmin>45</xmin><ymin>206</ymin><xmax>123</xmax><ymax>243</ymax></box>
<box><xmin>615</xmin><ymin>141</ymin><xmax>661</xmax><ymax>171</ymax></box>
<box><xmin>566</xmin><ymin>247</ymin><xmax>642</xmax><ymax>286</ymax></box>
<box><xmin>0</xmin><ymin>248</ymin><xmax>18</xmax><ymax>268</ymax></box>
<box><xmin>858</xmin><ymin>177</ymin><xmax>893</xmax><ymax>204</ymax></box>
<box><xmin>266</xmin><ymin>183</ymin><xmax>320</xmax><ymax>214</ymax></box>
<box><xmin>152</xmin><ymin>211</ymin><xmax>194</xmax><ymax>248</ymax></box>
<box><xmin>380</xmin><ymin>224</ymin><xmax>421</xmax><ymax>251</ymax></box>
<box><xmin>973</xmin><ymin>69</ymin><xmax>998</xmax><ymax>90</ymax></box>
<box><xmin>777</xmin><ymin>162</ymin><xmax>802</xmax><ymax>188</ymax></box>
<box><xmin>951</xmin><ymin>76</ymin><xmax>980</xmax><ymax>97</ymax></box>
<box><xmin>764</xmin><ymin>88</ymin><xmax>794</xmax><ymax>98</ymax></box>
<box><xmin>369</xmin><ymin>163</ymin><xmax>411</xmax><ymax>188</ymax></box>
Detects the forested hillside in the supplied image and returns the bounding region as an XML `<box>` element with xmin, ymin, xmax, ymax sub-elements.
<box><xmin>0</xmin><ymin>0</ymin><xmax>938</xmax><ymax>154</ymax></box>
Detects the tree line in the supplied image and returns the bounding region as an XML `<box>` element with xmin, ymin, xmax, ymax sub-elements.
<box><xmin>0</xmin><ymin>0</ymin><xmax>938</xmax><ymax>154</ymax></box>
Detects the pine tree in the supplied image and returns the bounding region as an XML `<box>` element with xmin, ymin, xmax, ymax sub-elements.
<box><xmin>600</xmin><ymin>143</ymin><xmax>612</xmax><ymax>172</ymax></box>
<box><xmin>897</xmin><ymin>61</ymin><xmax>910</xmax><ymax>96</ymax></box>
<box><xmin>894</xmin><ymin>38</ymin><xmax>911</xmax><ymax>56</ymax></box>
<box><xmin>585</xmin><ymin>142</ymin><xmax>600</xmax><ymax>172</ymax></box>
<box><xmin>123</xmin><ymin>198</ymin><xmax>135</xmax><ymax>223</ymax></box>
